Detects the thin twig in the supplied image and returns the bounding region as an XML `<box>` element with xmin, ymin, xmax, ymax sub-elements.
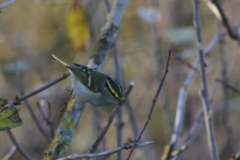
<box><xmin>126</xmin><ymin>49</ymin><xmax>171</xmax><ymax>160</ymax></box>
<box><xmin>2</xmin><ymin>146</ymin><xmax>17</xmax><ymax>160</ymax></box>
<box><xmin>0</xmin><ymin>0</ymin><xmax>18</xmax><ymax>11</ymax></box>
<box><xmin>231</xmin><ymin>150</ymin><xmax>240</xmax><ymax>160</ymax></box>
<box><xmin>58</xmin><ymin>141</ymin><xmax>154</xmax><ymax>160</ymax></box>
<box><xmin>170</xmin><ymin>60</ymin><xmax>198</xmax><ymax>152</ymax></box>
<box><xmin>192</xmin><ymin>0</ymin><xmax>219</xmax><ymax>160</ymax></box>
<box><xmin>15</xmin><ymin>61</ymin><xmax>52</xmax><ymax>142</ymax></box>
<box><xmin>123</xmin><ymin>81</ymin><xmax>139</xmax><ymax>137</ymax></box>
<box><xmin>113</xmin><ymin>43</ymin><xmax>124</xmax><ymax>160</ymax></box>
<box><xmin>89</xmin><ymin>106</ymin><xmax>120</xmax><ymax>154</ymax></box>
<box><xmin>25</xmin><ymin>100</ymin><xmax>52</xmax><ymax>142</ymax></box>
<box><xmin>177</xmin><ymin>58</ymin><xmax>240</xmax><ymax>94</ymax></box>
<box><xmin>218</xmin><ymin>22</ymin><xmax>233</xmax><ymax>157</ymax></box>
<box><xmin>37</xmin><ymin>98</ymin><xmax>55</xmax><ymax>138</ymax></box>
<box><xmin>108</xmin><ymin>3</ymin><xmax>125</xmax><ymax>159</ymax></box>
<box><xmin>169</xmin><ymin>98</ymin><xmax>214</xmax><ymax>159</ymax></box>
<box><xmin>88</xmin><ymin>82</ymin><xmax>134</xmax><ymax>155</ymax></box>
<box><xmin>209</xmin><ymin>0</ymin><xmax>240</xmax><ymax>43</ymax></box>
<box><xmin>92</xmin><ymin>107</ymin><xmax>107</xmax><ymax>152</ymax></box>
<box><xmin>14</xmin><ymin>73</ymin><xmax>70</xmax><ymax>105</ymax></box>
<box><xmin>124</xmin><ymin>98</ymin><xmax>139</xmax><ymax>137</ymax></box>
<box><xmin>7</xmin><ymin>130</ymin><xmax>33</xmax><ymax>160</ymax></box>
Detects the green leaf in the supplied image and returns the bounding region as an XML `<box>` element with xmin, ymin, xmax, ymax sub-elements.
<box><xmin>0</xmin><ymin>97</ymin><xmax>22</xmax><ymax>131</ymax></box>
<box><xmin>162</xmin><ymin>27</ymin><xmax>196</xmax><ymax>44</ymax></box>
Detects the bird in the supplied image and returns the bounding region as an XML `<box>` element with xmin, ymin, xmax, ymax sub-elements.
<box><xmin>52</xmin><ymin>54</ymin><xmax>124</xmax><ymax>106</ymax></box>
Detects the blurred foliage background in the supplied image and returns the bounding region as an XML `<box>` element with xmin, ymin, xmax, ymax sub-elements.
<box><xmin>0</xmin><ymin>0</ymin><xmax>240</xmax><ymax>159</ymax></box>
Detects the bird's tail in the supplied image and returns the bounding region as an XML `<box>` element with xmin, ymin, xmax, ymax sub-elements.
<box><xmin>52</xmin><ymin>54</ymin><xmax>72</xmax><ymax>67</ymax></box>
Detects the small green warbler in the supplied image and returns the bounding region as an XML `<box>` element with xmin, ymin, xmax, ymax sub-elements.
<box><xmin>52</xmin><ymin>54</ymin><xmax>124</xmax><ymax>106</ymax></box>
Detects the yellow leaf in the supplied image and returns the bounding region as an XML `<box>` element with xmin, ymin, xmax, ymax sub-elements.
<box><xmin>67</xmin><ymin>6</ymin><xmax>90</xmax><ymax>52</ymax></box>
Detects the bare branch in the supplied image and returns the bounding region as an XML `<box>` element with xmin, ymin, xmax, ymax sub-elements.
<box><xmin>169</xmin><ymin>29</ymin><xmax>228</xmax><ymax>156</ymax></box>
<box><xmin>170</xmin><ymin>60</ymin><xmax>198</xmax><ymax>152</ymax></box>
<box><xmin>15</xmin><ymin>61</ymin><xmax>52</xmax><ymax>142</ymax></box>
<box><xmin>14</xmin><ymin>73</ymin><xmax>70</xmax><ymax>105</ymax></box>
<box><xmin>57</xmin><ymin>141</ymin><xmax>154</xmax><ymax>160</ymax></box>
<box><xmin>218</xmin><ymin>24</ymin><xmax>233</xmax><ymax>156</ymax></box>
<box><xmin>126</xmin><ymin>49</ymin><xmax>171</xmax><ymax>160</ymax></box>
<box><xmin>37</xmin><ymin>98</ymin><xmax>55</xmax><ymax>138</ymax></box>
<box><xmin>192</xmin><ymin>0</ymin><xmax>219</xmax><ymax>159</ymax></box>
<box><xmin>88</xmin><ymin>82</ymin><xmax>134</xmax><ymax>155</ymax></box>
<box><xmin>0</xmin><ymin>0</ymin><xmax>18</xmax><ymax>11</ymax></box>
<box><xmin>177</xmin><ymin>58</ymin><xmax>240</xmax><ymax>94</ymax></box>
<box><xmin>208</xmin><ymin>0</ymin><xmax>240</xmax><ymax>43</ymax></box>
<box><xmin>167</xmin><ymin>22</ymin><xmax>238</xmax><ymax>160</ymax></box>
<box><xmin>231</xmin><ymin>150</ymin><xmax>240</xmax><ymax>160</ymax></box>
<box><xmin>44</xmin><ymin>0</ymin><xmax>131</xmax><ymax>158</ymax></box>
<box><xmin>113</xmin><ymin>43</ymin><xmax>124</xmax><ymax>160</ymax></box>
<box><xmin>124</xmin><ymin>98</ymin><xmax>139</xmax><ymax>137</ymax></box>
<box><xmin>7</xmin><ymin>130</ymin><xmax>33</xmax><ymax>160</ymax></box>
<box><xmin>2</xmin><ymin>146</ymin><xmax>17</xmax><ymax>160</ymax></box>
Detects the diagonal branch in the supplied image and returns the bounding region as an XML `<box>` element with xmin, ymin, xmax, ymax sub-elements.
<box><xmin>14</xmin><ymin>73</ymin><xmax>70</xmax><ymax>105</ymax></box>
<box><xmin>126</xmin><ymin>49</ymin><xmax>171</xmax><ymax>160</ymax></box>
<box><xmin>208</xmin><ymin>0</ymin><xmax>240</xmax><ymax>43</ymax></box>
<box><xmin>15</xmin><ymin>61</ymin><xmax>52</xmax><ymax>142</ymax></box>
<box><xmin>57</xmin><ymin>141</ymin><xmax>154</xmax><ymax>160</ymax></box>
<box><xmin>0</xmin><ymin>0</ymin><xmax>18</xmax><ymax>11</ymax></box>
<box><xmin>177</xmin><ymin>58</ymin><xmax>240</xmax><ymax>94</ymax></box>
<box><xmin>7</xmin><ymin>130</ymin><xmax>33</xmax><ymax>160</ymax></box>
<box><xmin>88</xmin><ymin>82</ymin><xmax>134</xmax><ymax>155</ymax></box>
<box><xmin>2</xmin><ymin>146</ymin><xmax>17</xmax><ymax>160</ymax></box>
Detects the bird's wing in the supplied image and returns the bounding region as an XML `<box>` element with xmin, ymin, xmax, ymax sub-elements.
<box><xmin>69</xmin><ymin>64</ymin><xmax>105</xmax><ymax>93</ymax></box>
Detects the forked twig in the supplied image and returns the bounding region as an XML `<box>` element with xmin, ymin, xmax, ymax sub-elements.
<box><xmin>58</xmin><ymin>141</ymin><xmax>154</xmax><ymax>160</ymax></box>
